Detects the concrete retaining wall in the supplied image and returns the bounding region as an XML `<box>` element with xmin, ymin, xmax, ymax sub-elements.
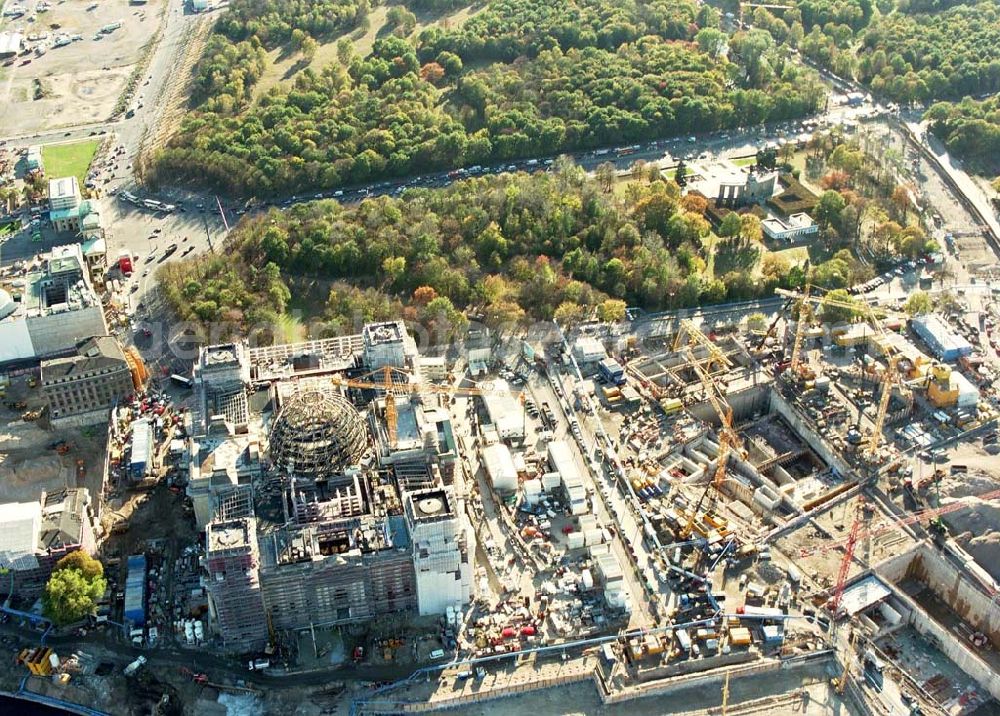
<box><xmin>687</xmin><ymin>384</ymin><xmax>770</xmax><ymax>427</ymax></box>
<box><xmin>634</xmin><ymin>650</ymin><xmax>756</xmax><ymax>683</ymax></box>
<box><xmin>878</xmin><ymin>544</ymin><xmax>1000</xmax><ymax>700</ymax></box>
<box><xmin>768</xmin><ymin>389</ymin><xmax>855</xmax><ymax>480</ymax></box>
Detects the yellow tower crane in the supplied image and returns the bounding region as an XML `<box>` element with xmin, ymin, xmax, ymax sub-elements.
<box><xmin>329</xmin><ymin>368</ymin><xmax>504</xmax><ymax>447</ymax></box>
<box><xmin>836</xmin><ymin>628</ymin><xmax>857</xmax><ymax>695</ymax></box>
<box><xmin>789</xmin><ymin>283</ymin><xmax>812</xmax><ymax>376</ymax></box>
<box><xmin>775</xmin><ymin>288</ymin><xmax>908</xmax><ymax>458</ymax></box>
<box><xmin>670</xmin><ymin>332</ymin><xmax>749</xmax><ymax>541</ymax></box>
<box><xmin>673</xmin><ymin>318</ymin><xmax>733</xmax><ymax>371</ymax></box>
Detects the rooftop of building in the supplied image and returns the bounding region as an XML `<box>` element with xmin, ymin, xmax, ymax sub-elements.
<box><xmin>248</xmin><ymin>334</ymin><xmax>362</xmax><ymax>382</ymax></box>
<box><xmin>363</xmin><ymin>321</ymin><xmax>407</xmax><ymax>345</ymax></box>
<box><xmin>259</xmin><ymin>510</ymin><xmax>408</xmax><ymax>569</ymax></box>
<box><xmin>0</xmin><ymin>32</ymin><xmax>24</xmax><ymax>55</ymax></box>
<box><xmin>48</xmin><ymin>176</ymin><xmax>79</xmax><ymax>202</ymax></box>
<box><xmin>41</xmin><ymin>336</ymin><xmax>127</xmax><ymax>382</ymax></box>
<box><xmin>0</xmin><ymin>489</ymin><xmax>91</xmax><ymax>566</ymax></box>
<box><xmin>193</xmin><ymin>427</ymin><xmax>258</xmax><ymax>478</ymax></box>
<box><xmin>407</xmin><ymin>487</ymin><xmax>454</xmax><ymax>523</ymax></box>
<box><xmin>39</xmin><ymin>488</ymin><xmax>90</xmax><ymax>550</ymax></box>
<box><xmin>1</xmin><ymin>244</ymin><xmax>99</xmax><ymax>323</ymax></box>
<box><xmin>81</xmin><ymin>235</ymin><xmax>106</xmax><ymax>257</ymax></box>
<box><xmin>762</xmin><ymin>212</ymin><xmax>816</xmax><ymax>232</ymax></box>
<box><xmin>394</xmin><ymin>397</ymin><xmax>423</xmax><ymax>450</ymax></box>
<box><xmin>0</xmin><ymin>501</ymin><xmax>42</xmax><ymax>569</ymax></box>
<box><xmin>207</xmin><ymin>517</ymin><xmax>256</xmax><ymax>553</ymax></box>
<box><xmin>201</xmin><ymin>343</ymin><xmax>244</xmax><ymax>371</ymax></box>
<box><xmin>688</xmin><ymin>158</ymin><xmax>779</xmax><ymax>195</ymax></box>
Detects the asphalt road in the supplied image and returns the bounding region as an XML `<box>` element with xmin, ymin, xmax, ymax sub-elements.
<box><xmin>0</xmin><ymin>620</ymin><xmax>419</xmax><ymax>688</ymax></box>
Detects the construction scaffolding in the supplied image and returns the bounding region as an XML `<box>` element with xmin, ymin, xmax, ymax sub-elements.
<box><xmin>268</xmin><ymin>388</ymin><xmax>369</xmax><ymax>481</ymax></box>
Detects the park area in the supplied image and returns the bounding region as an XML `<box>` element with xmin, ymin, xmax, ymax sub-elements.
<box><xmin>42</xmin><ymin>141</ymin><xmax>100</xmax><ymax>186</ymax></box>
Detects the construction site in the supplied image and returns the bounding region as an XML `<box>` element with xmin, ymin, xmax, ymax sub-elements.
<box><xmin>7</xmin><ymin>288</ymin><xmax>1000</xmax><ymax>716</ymax></box>
<box><xmin>25</xmin><ymin>295</ymin><xmax>982</xmax><ymax>715</ymax></box>
<box><xmin>325</xmin><ymin>281</ymin><xmax>1000</xmax><ymax>716</ymax></box>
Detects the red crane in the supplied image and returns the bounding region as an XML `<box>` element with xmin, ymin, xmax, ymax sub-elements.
<box><xmin>800</xmin><ymin>486</ymin><xmax>1000</xmax><ymax>559</ymax></box>
<box><xmin>827</xmin><ymin>501</ymin><xmax>865</xmax><ymax>617</ymax></box>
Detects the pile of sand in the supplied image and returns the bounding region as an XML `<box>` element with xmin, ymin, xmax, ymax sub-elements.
<box><xmin>944</xmin><ymin>502</ymin><xmax>1000</xmax><ymax>583</ymax></box>
<box><xmin>0</xmin><ymin>454</ymin><xmax>68</xmax><ymax>501</ymax></box>
<box><xmin>0</xmin><ymin>453</ymin><xmax>63</xmax><ymax>483</ymax></box>
<box><xmin>936</xmin><ymin>470</ymin><xmax>1000</xmax><ymax>501</ymax></box>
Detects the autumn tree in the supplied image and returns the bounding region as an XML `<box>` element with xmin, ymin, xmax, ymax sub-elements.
<box><xmin>43</xmin><ymin>552</ymin><xmax>106</xmax><ymax>626</ymax></box>
<box><xmin>420</xmin><ymin>62</ymin><xmax>447</xmax><ymax>85</ymax></box>
<box><xmin>741</xmin><ymin>214</ymin><xmax>763</xmax><ymax>243</ymax></box>
<box><xmin>413</xmin><ymin>286</ymin><xmax>439</xmax><ymax>306</ymax></box>
<box><xmin>597</xmin><ymin>299</ymin><xmax>627</xmax><ymax>323</ymax></box>
<box><xmin>596</xmin><ymin>162</ymin><xmax>617</xmax><ymax>193</ymax></box>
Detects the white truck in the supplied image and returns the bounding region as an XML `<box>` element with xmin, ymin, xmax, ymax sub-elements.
<box><xmin>123</xmin><ymin>655</ymin><xmax>147</xmax><ymax>677</ymax></box>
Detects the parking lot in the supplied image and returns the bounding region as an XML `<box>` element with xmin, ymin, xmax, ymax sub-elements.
<box><xmin>0</xmin><ymin>0</ymin><xmax>165</xmax><ymax>135</ymax></box>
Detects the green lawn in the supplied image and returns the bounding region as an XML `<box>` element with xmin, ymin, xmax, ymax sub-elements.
<box><xmin>772</xmin><ymin>246</ymin><xmax>810</xmax><ymax>264</ymax></box>
<box><xmin>731</xmin><ymin>156</ymin><xmax>757</xmax><ymax>167</ymax></box>
<box><xmin>42</xmin><ymin>140</ymin><xmax>100</xmax><ymax>186</ymax></box>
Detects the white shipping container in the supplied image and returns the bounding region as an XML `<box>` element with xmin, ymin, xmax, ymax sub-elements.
<box><xmin>582</xmin><ymin>569</ymin><xmax>595</xmax><ymax>590</ymax></box>
<box><xmin>584</xmin><ymin>528</ymin><xmax>604</xmax><ymax>546</ymax></box>
<box><xmin>541</xmin><ymin>472</ymin><xmax>562</xmax><ymax>492</ymax></box>
<box><xmin>567</xmin><ymin>532</ymin><xmax>585</xmax><ymax>550</ymax></box>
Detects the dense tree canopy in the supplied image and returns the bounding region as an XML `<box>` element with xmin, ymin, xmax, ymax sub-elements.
<box><xmin>159</xmin><ymin>166</ymin><xmax>808</xmax><ymax>338</ymax></box>
<box><xmin>750</xmin><ymin>0</ymin><xmax>1000</xmax><ymax>104</ymax></box>
<box><xmin>924</xmin><ymin>96</ymin><xmax>1000</xmax><ymax>174</ymax></box>
<box><xmin>151</xmin><ymin>0</ymin><xmax>824</xmax><ymax>196</ymax></box>
<box><xmin>215</xmin><ymin>0</ymin><xmax>370</xmax><ymax>46</ymax></box>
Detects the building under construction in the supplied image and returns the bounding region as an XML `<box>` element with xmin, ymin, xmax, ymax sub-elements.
<box><xmin>204</xmin><ymin>489</ymin><xmax>269</xmax><ymax>652</ymax></box>
<box><xmin>370</xmin><ymin>394</ymin><xmax>459</xmax><ymax>490</ymax></box>
<box><xmin>258</xmin><ymin>515</ymin><xmax>416</xmax><ymax>630</ymax></box>
<box><xmin>200</xmin><ymin>324</ymin><xmax>474</xmax><ymax>650</ymax></box>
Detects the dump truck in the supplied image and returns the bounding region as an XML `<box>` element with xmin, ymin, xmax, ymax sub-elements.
<box><xmin>123</xmin><ymin>656</ymin><xmax>146</xmax><ymax>677</ymax></box>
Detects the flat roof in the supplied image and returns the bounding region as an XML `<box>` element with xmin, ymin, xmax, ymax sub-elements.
<box><xmin>42</xmin><ymin>336</ymin><xmax>126</xmax><ymax>381</ymax></box>
<box><xmin>48</xmin><ymin>206</ymin><xmax>80</xmax><ymax>222</ymax></box>
<box><xmin>48</xmin><ymin>176</ymin><xmax>79</xmax><ymax>201</ymax></box>
<box><xmin>0</xmin><ymin>31</ymin><xmax>23</xmax><ymax>55</ymax></box>
<box><xmin>207</xmin><ymin>518</ymin><xmax>255</xmax><ymax>553</ymax></box>
<box><xmin>0</xmin><ymin>501</ymin><xmax>42</xmax><ymax>569</ymax></box>
<box><xmin>839</xmin><ymin>575</ymin><xmax>891</xmax><ymax>616</ymax></box>
<box><xmin>364</xmin><ymin>321</ymin><xmax>406</xmax><ymax>345</ymax></box>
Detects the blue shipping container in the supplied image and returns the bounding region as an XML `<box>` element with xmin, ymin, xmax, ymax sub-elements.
<box><xmin>598</xmin><ymin>358</ymin><xmax>626</xmax><ymax>385</ymax></box>
<box><xmin>911</xmin><ymin>314</ymin><xmax>971</xmax><ymax>361</ymax></box>
<box><xmin>124</xmin><ymin>554</ymin><xmax>146</xmax><ymax>626</ymax></box>
<box><xmin>761</xmin><ymin>625</ymin><xmax>784</xmax><ymax>644</ymax></box>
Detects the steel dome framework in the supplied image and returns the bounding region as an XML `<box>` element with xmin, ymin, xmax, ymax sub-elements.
<box><xmin>268</xmin><ymin>389</ymin><xmax>368</xmax><ymax>480</ymax></box>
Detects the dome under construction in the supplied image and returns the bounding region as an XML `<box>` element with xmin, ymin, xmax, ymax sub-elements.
<box><xmin>268</xmin><ymin>389</ymin><xmax>368</xmax><ymax>480</ymax></box>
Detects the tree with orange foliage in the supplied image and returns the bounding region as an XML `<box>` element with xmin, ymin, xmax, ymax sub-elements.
<box><xmin>420</xmin><ymin>62</ymin><xmax>446</xmax><ymax>85</ymax></box>
<box><xmin>413</xmin><ymin>286</ymin><xmax>439</xmax><ymax>306</ymax></box>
